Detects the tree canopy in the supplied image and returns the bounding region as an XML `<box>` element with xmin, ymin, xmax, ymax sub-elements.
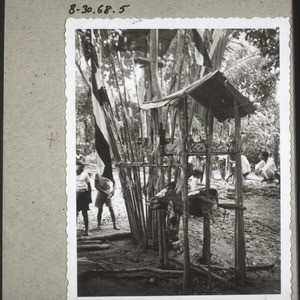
<box><xmin>75</xmin><ymin>28</ymin><xmax>280</xmax><ymax>166</ymax></box>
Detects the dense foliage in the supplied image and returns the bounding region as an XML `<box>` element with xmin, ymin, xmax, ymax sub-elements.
<box><xmin>75</xmin><ymin>28</ymin><xmax>280</xmax><ymax>166</ymax></box>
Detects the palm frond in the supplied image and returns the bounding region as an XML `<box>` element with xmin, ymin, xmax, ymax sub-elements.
<box><xmin>224</xmin><ymin>54</ymin><xmax>266</xmax><ymax>84</ymax></box>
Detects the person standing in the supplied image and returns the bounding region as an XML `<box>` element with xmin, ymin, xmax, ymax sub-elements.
<box><xmin>192</xmin><ymin>156</ymin><xmax>205</xmax><ymax>183</ymax></box>
<box><xmin>226</xmin><ymin>159</ymin><xmax>236</xmax><ymax>183</ymax></box>
<box><xmin>76</xmin><ymin>159</ymin><xmax>92</xmax><ymax>236</ymax></box>
<box><xmin>94</xmin><ymin>173</ymin><xmax>120</xmax><ymax>230</ymax></box>
<box><xmin>226</xmin><ymin>154</ymin><xmax>250</xmax><ymax>182</ymax></box>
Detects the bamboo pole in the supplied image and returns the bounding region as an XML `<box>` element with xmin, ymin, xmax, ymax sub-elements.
<box><xmin>101</xmin><ymin>31</ymin><xmax>135</xmax><ymax>162</ymax></box>
<box><xmin>149</xmin><ymin>29</ymin><xmax>168</xmax><ymax>267</ymax></box>
<box><xmin>234</xmin><ymin>98</ymin><xmax>246</xmax><ymax>286</ymax></box>
<box><xmin>162</xmin><ymin>211</ymin><xmax>169</xmax><ymax>268</ymax></box>
<box><xmin>153</xmin><ymin>210</ymin><xmax>158</xmax><ymax>251</ymax></box>
<box><xmin>136</xmin><ymin>167</ymin><xmax>148</xmax><ymax>245</ymax></box>
<box><xmin>179</xmin><ymin>96</ymin><xmax>190</xmax><ymax>290</ymax></box>
<box><xmin>169</xmin><ymin>258</ymin><xmax>245</xmax><ymax>292</ymax></box>
<box><xmin>157</xmin><ymin>210</ymin><xmax>164</xmax><ymax>268</ymax></box>
<box><xmin>148</xmin><ymin>154</ymin><xmax>156</xmax><ymax>243</ymax></box>
<box><xmin>149</xmin><ymin>30</ymin><xmax>163</xmax><ymax>101</ymax></box>
<box><xmin>87</xmin><ymin>30</ymin><xmax>149</xmax><ymax>246</ymax></box>
<box><xmin>91</xmin><ymin>31</ymin><xmax>137</xmax><ymax>243</ymax></box>
<box><xmin>132</xmin><ymin>56</ymin><xmax>146</xmax><ymax>162</ymax></box>
<box><xmin>177</xmin><ymin>30</ymin><xmax>187</xmax><ymax>91</ymax></box>
<box><xmin>104</xmin><ymin>122</ymin><xmax>139</xmax><ymax>243</ymax></box>
<box><xmin>96</xmin><ymin>93</ymin><xmax>138</xmax><ymax>242</ymax></box>
<box><xmin>203</xmin><ymin>100</ymin><xmax>214</xmax><ymax>284</ymax></box>
<box><xmin>103</xmin><ymin>30</ymin><xmax>150</xmax><ymax>246</ymax></box>
<box><xmin>118</xmin><ymin>169</ymin><xmax>139</xmax><ymax>242</ymax></box>
<box><xmin>103</xmin><ymin>107</ymin><xmax>144</xmax><ymax>244</ymax></box>
<box><xmin>117</xmin><ymin>52</ymin><xmax>140</xmax><ymax>160</ymax></box>
<box><xmin>130</xmin><ymin>166</ymin><xmax>148</xmax><ymax>245</ymax></box>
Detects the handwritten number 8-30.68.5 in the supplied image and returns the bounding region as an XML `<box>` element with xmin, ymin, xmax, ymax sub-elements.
<box><xmin>69</xmin><ymin>4</ymin><xmax>130</xmax><ymax>14</ymax></box>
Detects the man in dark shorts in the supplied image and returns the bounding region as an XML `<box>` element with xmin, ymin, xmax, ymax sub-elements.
<box><xmin>76</xmin><ymin>159</ymin><xmax>92</xmax><ymax>236</ymax></box>
<box><xmin>94</xmin><ymin>173</ymin><xmax>120</xmax><ymax>230</ymax></box>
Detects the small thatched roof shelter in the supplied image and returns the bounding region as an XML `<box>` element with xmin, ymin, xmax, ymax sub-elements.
<box><xmin>140</xmin><ymin>70</ymin><xmax>255</xmax><ymax>122</ymax></box>
<box><xmin>140</xmin><ymin>70</ymin><xmax>255</xmax><ymax>286</ymax></box>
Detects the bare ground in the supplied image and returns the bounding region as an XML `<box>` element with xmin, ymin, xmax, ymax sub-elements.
<box><xmin>76</xmin><ymin>168</ymin><xmax>280</xmax><ymax>296</ymax></box>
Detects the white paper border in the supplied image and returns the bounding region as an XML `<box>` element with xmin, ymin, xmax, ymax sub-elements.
<box><xmin>66</xmin><ymin>18</ymin><xmax>291</xmax><ymax>300</ymax></box>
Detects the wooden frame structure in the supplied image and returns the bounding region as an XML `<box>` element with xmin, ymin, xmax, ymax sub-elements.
<box><xmin>140</xmin><ymin>70</ymin><xmax>255</xmax><ymax>287</ymax></box>
<box><xmin>81</xmin><ymin>28</ymin><xmax>255</xmax><ymax>289</ymax></box>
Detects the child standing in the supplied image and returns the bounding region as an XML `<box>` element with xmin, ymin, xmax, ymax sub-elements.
<box><xmin>76</xmin><ymin>160</ymin><xmax>92</xmax><ymax>236</ymax></box>
<box><xmin>94</xmin><ymin>173</ymin><xmax>120</xmax><ymax>230</ymax></box>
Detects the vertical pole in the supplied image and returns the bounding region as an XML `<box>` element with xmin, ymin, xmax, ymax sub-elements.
<box><xmin>162</xmin><ymin>211</ymin><xmax>169</xmax><ymax>268</ymax></box>
<box><xmin>234</xmin><ymin>98</ymin><xmax>246</xmax><ymax>286</ymax></box>
<box><xmin>157</xmin><ymin>210</ymin><xmax>164</xmax><ymax>268</ymax></box>
<box><xmin>149</xmin><ymin>29</ymin><xmax>167</xmax><ymax>267</ymax></box>
<box><xmin>180</xmin><ymin>96</ymin><xmax>190</xmax><ymax>290</ymax></box>
<box><xmin>203</xmin><ymin>100</ymin><xmax>213</xmax><ymax>284</ymax></box>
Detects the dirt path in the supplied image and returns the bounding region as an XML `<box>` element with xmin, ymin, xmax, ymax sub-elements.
<box><xmin>77</xmin><ymin>168</ymin><xmax>281</xmax><ymax>295</ymax></box>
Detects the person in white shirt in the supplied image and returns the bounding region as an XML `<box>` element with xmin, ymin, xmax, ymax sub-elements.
<box><xmin>241</xmin><ymin>154</ymin><xmax>251</xmax><ymax>178</ymax></box>
<box><xmin>188</xmin><ymin>169</ymin><xmax>204</xmax><ymax>192</ymax></box>
<box><xmin>76</xmin><ymin>159</ymin><xmax>92</xmax><ymax>236</ymax></box>
<box><xmin>255</xmin><ymin>151</ymin><xmax>277</xmax><ymax>181</ymax></box>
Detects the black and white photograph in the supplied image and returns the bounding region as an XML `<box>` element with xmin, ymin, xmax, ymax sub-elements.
<box><xmin>66</xmin><ymin>18</ymin><xmax>291</xmax><ymax>299</ymax></box>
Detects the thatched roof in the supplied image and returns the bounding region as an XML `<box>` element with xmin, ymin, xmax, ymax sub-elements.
<box><xmin>140</xmin><ymin>71</ymin><xmax>255</xmax><ymax>122</ymax></box>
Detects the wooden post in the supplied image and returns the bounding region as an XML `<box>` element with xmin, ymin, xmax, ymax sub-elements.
<box><xmin>148</xmin><ymin>154</ymin><xmax>155</xmax><ymax>240</ymax></box>
<box><xmin>149</xmin><ymin>29</ymin><xmax>168</xmax><ymax>267</ymax></box>
<box><xmin>118</xmin><ymin>168</ymin><xmax>139</xmax><ymax>242</ymax></box>
<box><xmin>180</xmin><ymin>96</ymin><xmax>190</xmax><ymax>290</ymax></box>
<box><xmin>149</xmin><ymin>30</ymin><xmax>163</xmax><ymax>100</ymax></box>
<box><xmin>162</xmin><ymin>211</ymin><xmax>169</xmax><ymax>268</ymax></box>
<box><xmin>203</xmin><ymin>101</ymin><xmax>213</xmax><ymax>269</ymax></box>
<box><xmin>152</xmin><ymin>210</ymin><xmax>158</xmax><ymax>250</ymax></box>
<box><xmin>157</xmin><ymin>210</ymin><xmax>164</xmax><ymax>268</ymax></box>
<box><xmin>234</xmin><ymin>98</ymin><xmax>246</xmax><ymax>286</ymax></box>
